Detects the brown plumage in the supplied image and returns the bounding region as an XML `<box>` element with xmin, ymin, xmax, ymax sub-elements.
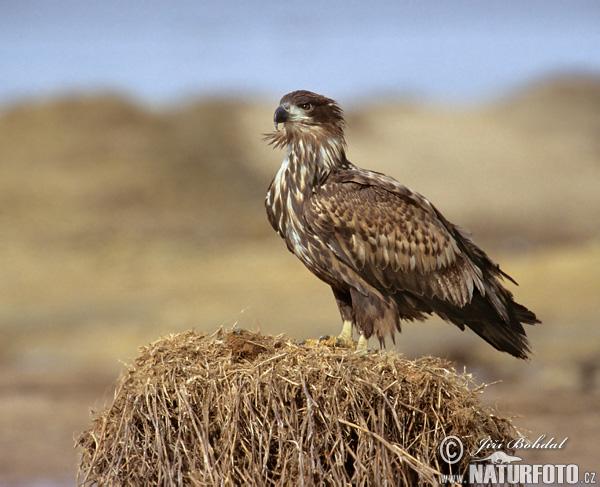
<box><xmin>264</xmin><ymin>90</ymin><xmax>539</xmax><ymax>358</ymax></box>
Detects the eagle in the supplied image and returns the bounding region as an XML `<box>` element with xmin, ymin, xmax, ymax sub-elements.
<box><xmin>264</xmin><ymin>90</ymin><xmax>539</xmax><ymax>358</ymax></box>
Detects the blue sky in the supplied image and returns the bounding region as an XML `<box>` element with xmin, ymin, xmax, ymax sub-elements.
<box><xmin>2</xmin><ymin>0</ymin><xmax>599</xmax><ymax>105</ymax></box>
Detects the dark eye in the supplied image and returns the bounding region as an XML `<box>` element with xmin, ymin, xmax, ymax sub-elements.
<box><xmin>299</xmin><ymin>103</ymin><xmax>312</xmax><ymax>111</ymax></box>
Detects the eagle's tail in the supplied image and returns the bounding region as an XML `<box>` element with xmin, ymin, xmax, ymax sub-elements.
<box><xmin>427</xmin><ymin>290</ymin><xmax>540</xmax><ymax>359</ymax></box>
<box><xmin>464</xmin><ymin>294</ymin><xmax>538</xmax><ymax>359</ymax></box>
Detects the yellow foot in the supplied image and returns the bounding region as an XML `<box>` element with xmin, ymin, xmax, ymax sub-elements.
<box><xmin>297</xmin><ymin>336</ymin><xmax>334</xmax><ymax>347</ymax></box>
<box><xmin>296</xmin><ymin>322</ymin><xmax>370</xmax><ymax>354</ymax></box>
<box><xmin>335</xmin><ymin>321</ymin><xmax>370</xmax><ymax>354</ymax></box>
<box><xmin>334</xmin><ymin>333</ymin><xmax>356</xmax><ymax>348</ymax></box>
<box><xmin>298</xmin><ymin>334</ymin><xmax>358</xmax><ymax>350</ymax></box>
<box><xmin>334</xmin><ymin>319</ymin><xmax>355</xmax><ymax>348</ymax></box>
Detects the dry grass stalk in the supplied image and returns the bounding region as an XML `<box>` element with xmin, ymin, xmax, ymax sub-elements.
<box><xmin>77</xmin><ymin>328</ymin><xmax>520</xmax><ymax>486</ymax></box>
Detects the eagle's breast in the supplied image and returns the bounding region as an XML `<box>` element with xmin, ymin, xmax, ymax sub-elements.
<box><xmin>266</xmin><ymin>152</ymin><xmax>316</xmax><ymax>267</ymax></box>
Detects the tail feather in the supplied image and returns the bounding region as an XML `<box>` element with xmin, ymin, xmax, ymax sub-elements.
<box><xmin>425</xmin><ymin>290</ymin><xmax>540</xmax><ymax>360</ymax></box>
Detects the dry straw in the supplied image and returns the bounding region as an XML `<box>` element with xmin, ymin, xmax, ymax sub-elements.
<box><xmin>77</xmin><ymin>328</ymin><xmax>519</xmax><ymax>486</ymax></box>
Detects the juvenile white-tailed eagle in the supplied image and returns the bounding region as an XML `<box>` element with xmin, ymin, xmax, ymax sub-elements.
<box><xmin>265</xmin><ymin>90</ymin><xmax>539</xmax><ymax>358</ymax></box>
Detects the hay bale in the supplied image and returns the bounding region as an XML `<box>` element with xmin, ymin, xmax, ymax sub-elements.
<box><xmin>77</xmin><ymin>329</ymin><xmax>520</xmax><ymax>486</ymax></box>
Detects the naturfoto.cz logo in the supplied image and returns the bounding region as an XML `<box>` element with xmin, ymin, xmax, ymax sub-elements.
<box><xmin>438</xmin><ymin>435</ymin><xmax>596</xmax><ymax>485</ymax></box>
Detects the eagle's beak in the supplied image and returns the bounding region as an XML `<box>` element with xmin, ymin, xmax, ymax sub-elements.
<box><xmin>273</xmin><ymin>103</ymin><xmax>290</xmax><ymax>130</ymax></box>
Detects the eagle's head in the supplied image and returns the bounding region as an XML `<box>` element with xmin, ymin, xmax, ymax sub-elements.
<box><xmin>265</xmin><ymin>90</ymin><xmax>346</xmax><ymax>153</ymax></box>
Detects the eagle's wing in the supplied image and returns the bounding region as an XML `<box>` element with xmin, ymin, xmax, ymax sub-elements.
<box><xmin>307</xmin><ymin>169</ymin><xmax>493</xmax><ymax>310</ymax></box>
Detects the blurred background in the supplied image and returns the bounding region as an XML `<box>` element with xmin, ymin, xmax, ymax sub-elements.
<box><xmin>1</xmin><ymin>1</ymin><xmax>599</xmax><ymax>484</ymax></box>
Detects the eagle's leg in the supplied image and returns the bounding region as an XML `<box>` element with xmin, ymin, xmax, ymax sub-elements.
<box><xmin>332</xmin><ymin>289</ymin><xmax>358</xmax><ymax>348</ymax></box>
<box><xmin>355</xmin><ymin>333</ymin><xmax>368</xmax><ymax>355</ymax></box>
<box><xmin>338</xmin><ymin>320</ymin><xmax>353</xmax><ymax>343</ymax></box>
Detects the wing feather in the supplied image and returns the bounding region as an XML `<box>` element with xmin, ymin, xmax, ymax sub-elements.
<box><xmin>307</xmin><ymin>175</ymin><xmax>480</xmax><ymax>308</ymax></box>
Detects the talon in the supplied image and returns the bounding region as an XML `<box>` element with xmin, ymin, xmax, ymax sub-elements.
<box><xmin>297</xmin><ymin>339</ymin><xmax>307</xmax><ymax>346</ymax></box>
<box><xmin>334</xmin><ymin>335</ymin><xmax>355</xmax><ymax>348</ymax></box>
<box><xmin>318</xmin><ymin>335</ymin><xmax>331</xmax><ymax>344</ymax></box>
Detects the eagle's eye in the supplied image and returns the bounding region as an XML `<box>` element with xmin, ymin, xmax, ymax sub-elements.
<box><xmin>299</xmin><ymin>103</ymin><xmax>312</xmax><ymax>111</ymax></box>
